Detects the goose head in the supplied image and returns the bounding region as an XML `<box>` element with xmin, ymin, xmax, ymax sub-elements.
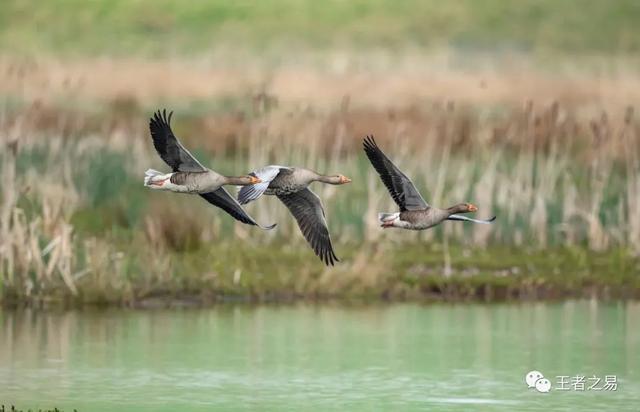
<box><xmin>319</xmin><ymin>174</ymin><xmax>352</xmax><ymax>185</ymax></box>
<box><xmin>447</xmin><ymin>203</ymin><xmax>478</xmax><ymax>214</ymax></box>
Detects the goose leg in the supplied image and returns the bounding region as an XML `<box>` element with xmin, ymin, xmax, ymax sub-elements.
<box><xmin>148</xmin><ymin>177</ymin><xmax>169</xmax><ymax>186</ymax></box>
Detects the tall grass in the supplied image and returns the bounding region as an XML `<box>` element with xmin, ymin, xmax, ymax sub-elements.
<box><xmin>1</xmin><ymin>70</ymin><xmax>639</xmax><ymax>303</ymax></box>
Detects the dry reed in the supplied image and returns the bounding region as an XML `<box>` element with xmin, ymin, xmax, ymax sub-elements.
<box><xmin>1</xmin><ymin>57</ymin><xmax>639</xmax><ymax>303</ymax></box>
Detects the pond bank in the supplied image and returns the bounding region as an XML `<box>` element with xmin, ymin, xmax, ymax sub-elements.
<box><xmin>3</xmin><ymin>245</ymin><xmax>638</xmax><ymax>308</ymax></box>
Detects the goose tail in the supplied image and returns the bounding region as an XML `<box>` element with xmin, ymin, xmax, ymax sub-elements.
<box><xmin>144</xmin><ymin>169</ymin><xmax>165</xmax><ymax>186</ymax></box>
<box><xmin>378</xmin><ymin>212</ymin><xmax>399</xmax><ymax>223</ymax></box>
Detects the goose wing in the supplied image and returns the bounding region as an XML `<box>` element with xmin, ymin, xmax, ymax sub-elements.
<box><xmin>237</xmin><ymin>165</ymin><xmax>292</xmax><ymax>204</ymax></box>
<box><xmin>277</xmin><ymin>188</ymin><xmax>338</xmax><ymax>266</ymax></box>
<box><xmin>363</xmin><ymin>135</ymin><xmax>428</xmax><ymax>211</ymax></box>
<box><xmin>200</xmin><ymin>188</ymin><xmax>276</xmax><ymax>230</ymax></box>
<box><xmin>149</xmin><ymin>109</ymin><xmax>206</xmax><ymax>172</ymax></box>
<box><xmin>447</xmin><ymin>214</ymin><xmax>497</xmax><ymax>224</ymax></box>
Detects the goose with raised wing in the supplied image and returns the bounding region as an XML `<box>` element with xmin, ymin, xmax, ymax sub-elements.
<box><xmin>237</xmin><ymin>166</ymin><xmax>351</xmax><ymax>265</ymax></box>
<box><xmin>363</xmin><ymin>135</ymin><xmax>496</xmax><ymax>230</ymax></box>
<box><xmin>143</xmin><ymin>110</ymin><xmax>275</xmax><ymax>229</ymax></box>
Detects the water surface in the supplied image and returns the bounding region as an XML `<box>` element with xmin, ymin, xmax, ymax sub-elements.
<box><xmin>1</xmin><ymin>301</ymin><xmax>638</xmax><ymax>411</ymax></box>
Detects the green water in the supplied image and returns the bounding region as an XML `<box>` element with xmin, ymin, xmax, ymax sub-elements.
<box><xmin>1</xmin><ymin>301</ymin><xmax>638</xmax><ymax>411</ymax></box>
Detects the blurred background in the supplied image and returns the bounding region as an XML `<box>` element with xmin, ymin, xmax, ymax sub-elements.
<box><xmin>2</xmin><ymin>2</ymin><xmax>640</xmax><ymax>411</ymax></box>
<box><xmin>1</xmin><ymin>0</ymin><xmax>640</xmax><ymax>302</ymax></box>
<box><xmin>2</xmin><ymin>0</ymin><xmax>640</xmax><ymax>304</ymax></box>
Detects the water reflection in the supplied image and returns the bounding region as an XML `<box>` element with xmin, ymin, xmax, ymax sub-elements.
<box><xmin>1</xmin><ymin>302</ymin><xmax>639</xmax><ymax>411</ymax></box>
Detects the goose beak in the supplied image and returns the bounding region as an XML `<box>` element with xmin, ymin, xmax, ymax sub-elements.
<box><xmin>249</xmin><ymin>176</ymin><xmax>262</xmax><ymax>184</ymax></box>
<box><xmin>340</xmin><ymin>176</ymin><xmax>352</xmax><ymax>184</ymax></box>
<box><xmin>468</xmin><ymin>204</ymin><xmax>478</xmax><ymax>212</ymax></box>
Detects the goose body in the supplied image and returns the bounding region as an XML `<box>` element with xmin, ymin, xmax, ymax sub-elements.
<box><xmin>363</xmin><ymin>136</ymin><xmax>496</xmax><ymax>230</ymax></box>
<box><xmin>379</xmin><ymin>209</ymin><xmax>452</xmax><ymax>230</ymax></box>
<box><xmin>143</xmin><ymin>110</ymin><xmax>275</xmax><ymax>229</ymax></box>
<box><xmin>144</xmin><ymin>169</ymin><xmax>241</xmax><ymax>194</ymax></box>
<box><xmin>263</xmin><ymin>168</ymin><xmax>319</xmax><ymax>196</ymax></box>
<box><xmin>238</xmin><ymin>165</ymin><xmax>351</xmax><ymax>265</ymax></box>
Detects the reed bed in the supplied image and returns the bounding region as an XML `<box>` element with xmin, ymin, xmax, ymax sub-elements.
<box><xmin>1</xmin><ymin>63</ymin><xmax>639</xmax><ymax>304</ymax></box>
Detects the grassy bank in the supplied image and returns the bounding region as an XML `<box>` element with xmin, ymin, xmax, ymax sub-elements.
<box><xmin>2</xmin><ymin>243</ymin><xmax>639</xmax><ymax>307</ymax></box>
<box><xmin>2</xmin><ymin>0</ymin><xmax>640</xmax><ymax>56</ymax></box>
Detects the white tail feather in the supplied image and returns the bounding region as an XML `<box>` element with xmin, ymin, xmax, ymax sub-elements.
<box><xmin>378</xmin><ymin>212</ymin><xmax>399</xmax><ymax>223</ymax></box>
<box><xmin>144</xmin><ymin>169</ymin><xmax>164</xmax><ymax>186</ymax></box>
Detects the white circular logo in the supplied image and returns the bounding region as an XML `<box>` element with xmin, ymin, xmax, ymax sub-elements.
<box><xmin>525</xmin><ymin>370</ymin><xmax>544</xmax><ymax>388</ymax></box>
<box><xmin>535</xmin><ymin>378</ymin><xmax>552</xmax><ymax>393</ymax></box>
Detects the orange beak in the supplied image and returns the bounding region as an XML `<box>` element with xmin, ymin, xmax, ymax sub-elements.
<box><xmin>468</xmin><ymin>204</ymin><xmax>478</xmax><ymax>212</ymax></box>
<box><xmin>249</xmin><ymin>176</ymin><xmax>262</xmax><ymax>184</ymax></box>
<box><xmin>340</xmin><ymin>176</ymin><xmax>352</xmax><ymax>184</ymax></box>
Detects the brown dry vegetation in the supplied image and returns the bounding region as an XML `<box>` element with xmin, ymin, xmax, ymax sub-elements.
<box><xmin>1</xmin><ymin>55</ymin><xmax>639</xmax><ymax>304</ymax></box>
<box><xmin>4</xmin><ymin>54</ymin><xmax>640</xmax><ymax>110</ymax></box>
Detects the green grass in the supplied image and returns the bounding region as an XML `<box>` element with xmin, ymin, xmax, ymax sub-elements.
<box><xmin>3</xmin><ymin>238</ymin><xmax>638</xmax><ymax>306</ymax></box>
<box><xmin>2</xmin><ymin>0</ymin><xmax>640</xmax><ymax>57</ymax></box>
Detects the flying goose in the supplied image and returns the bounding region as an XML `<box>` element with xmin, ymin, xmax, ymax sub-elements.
<box><xmin>363</xmin><ymin>135</ymin><xmax>496</xmax><ymax>230</ymax></box>
<box><xmin>237</xmin><ymin>166</ymin><xmax>351</xmax><ymax>265</ymax></box>
<box><xmin>144</xmin><ymin>110</ymin><xmax>275</xmax><ymax>229</ymax></box>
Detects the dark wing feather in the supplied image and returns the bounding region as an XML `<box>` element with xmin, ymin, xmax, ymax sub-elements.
<box><xmin>200</xmin><ymin>188</ymin><xmax>276</xmax><ymax>230</ymax></box>
<box><xmin>149</xmin><ymin>109</ymin><xmax>206</xmax><ymax>172</ymax></box>
<box><xmin>363</xmin><ymin>135</ymin><xmax>428</xmax><ymax>211</ymax></box>
<box><xmin>277</xmin><ymin>189</ymin><xmax>339</xmax><ymax>266</ymax></box>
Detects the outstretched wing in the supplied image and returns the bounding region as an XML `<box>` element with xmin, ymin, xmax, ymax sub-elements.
<box><xmin>277</xmin><ymin>189</ymin><xmax>339</xmax><ymax>266</ymax></box>
<box><xmin>237</xmin><ymin>165</ymin><xmax>292</xmax><ymax>205</ymax></box>
<box><xmin>149</xmin><ymin>109</ymin><xmax>206</xmax><ymax>172</ymax></box>
<box><xmin>363</xmin><ymin>135</ymin><xmax>428</xmax><ymax>211</ymax></box>
<box><xmin>447</xmin><ymin>214</ymin><xmax>497</xmax><ymax>224</ymax></box>
<box><xmin>200</xmin><ymin>188</ymin><xmax>276</xmax><ymax>230</ymax></box>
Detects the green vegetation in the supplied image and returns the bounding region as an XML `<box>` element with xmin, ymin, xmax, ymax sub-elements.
<box><xmin>1</xmin><ymin>99</ymin><xmax>639</xmax><ymax>306</ymax></box>
<box><xmin>5</xmin><ymin>240</ymin><xmax>638</xmax><ymax>307</ymax></box>
<box><xmin>2</xmin><ymin>0</ymin><xmax>640</xmax><ymax>56</ymax></box>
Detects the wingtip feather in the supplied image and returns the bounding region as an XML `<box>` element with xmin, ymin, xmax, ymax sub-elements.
<box><xmin>363</xmin><ymin>134</ymin><xmax>377</xmax><ymax>149</ymax></box>
<box><xmin>149</xmin><ymin>109</ymin><xmax>174</xmax><ymax>130</ymax></box>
